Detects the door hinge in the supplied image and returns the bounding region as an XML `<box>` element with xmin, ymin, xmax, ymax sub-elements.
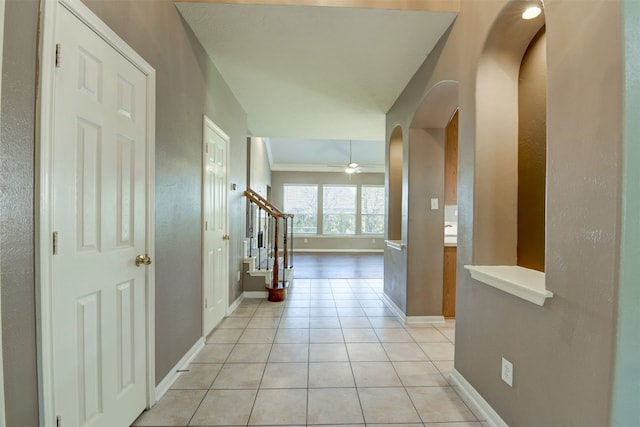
<box><xmin>205</xmin><ymin>221</ymin><xmax>208</xmax><ymax>231</ymax></box>
<box><xmin>55</xmin><ymin>43</ymin><xmax>62</xmax><ymax>68</ymax></box>
<box><xmin>53</xmin><ymin>232</ymin><xmax>58</xmax><ymax>255</ymax></box>
<box><xmin>205</xmin><ymin>298</ymin><xmax>208</xmax><ymax>309</ymax></box>
<box><xmin>56</xmin><ymin>415</ymin><xmax>61</xmax><ymax>427</ymax></box>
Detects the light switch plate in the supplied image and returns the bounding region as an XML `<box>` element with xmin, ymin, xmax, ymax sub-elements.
<box><xmin>501</xmin><ymin>357</ymin><xmax>513</xmax><ymax>387</ymax></box>
<box><xmin>430</xmin><ymin>198</ymin><xmax>439</xmax><ymax>210</ymax></box>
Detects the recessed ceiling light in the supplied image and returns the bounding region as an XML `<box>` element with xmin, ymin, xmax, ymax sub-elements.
<box><xmin>522</xmin><ymin>6</ymin><xmax>542</xmax><ymax>19</ymax></box>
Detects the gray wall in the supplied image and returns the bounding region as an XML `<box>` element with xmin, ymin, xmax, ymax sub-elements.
<box><xmin>406</xmin><ymin>128</ymin><xmax>444</xmax><ymax>317</ymax></box>
<box><xmin>248</xmin><ymin>137</ymin><xmax>271</xmax><ymax>197</ymax></box>
<box><xmin>383</xmin><ymin>28</ymin><xmax>454</xmax><ymax>318</ymax></box>
<box><xmin>271</xmin><ymin>171</ymin><xmax>385</xmax><ymax>252</ymax></box>
<box><xmin>0</xmin><ymin>2</ymin><xmax>248</xmax><ymax>424</ymax></box>
<box><xmin>81</xmin><ymin>0</ymin><xmax>248</xmax><ymax>384</ymax></box>
<box><xmin>387</xmin><ymin>0</ymin><xmax>624</xmax><ymax>425</ymax></box>
<box><xmin>0</xmin><ymin>0</ymin><xmax>40</xmax><ymax>425</ymax></box>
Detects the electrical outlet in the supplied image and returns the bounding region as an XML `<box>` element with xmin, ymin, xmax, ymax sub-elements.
<box><xmin>501</xmin><ymin>357</ymin><xmax>513</xmax><ymax>387</ymax></box>
<box><xmin>237</xmin><ymin>271</ymin><xmax>240</xmax><ymax>282</ymax></box>
<box><xmin>430</xmin><ymin>198</ymin><xmax>439</xmax><ymax>210</ymax></box>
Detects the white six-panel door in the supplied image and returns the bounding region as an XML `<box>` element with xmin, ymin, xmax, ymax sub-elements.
<box><xmin>202</xmin><ymin>117</ymin><xmax>229</xmax><ymax>337</ymax></box>
<box><xmin>50</xmin><ymin>5</ymin><xmax>148</xmax><ymax>426</ymax></box>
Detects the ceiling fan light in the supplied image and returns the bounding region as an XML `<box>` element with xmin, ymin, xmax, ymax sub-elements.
<box><xmin>345</xmin><ymin>167</ymin><xmax>356</xmax><ymax>174</ymax></box>
<box><xmin>348</xmin><ymin>162</ymin><xmax>359</xmax><ymax>168</ymax></box>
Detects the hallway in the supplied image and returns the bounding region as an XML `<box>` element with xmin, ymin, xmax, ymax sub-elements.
<box><xmin>132</xmin><ymin>276</ymin><xmax>480</xmax><ymax>426</ymax></box>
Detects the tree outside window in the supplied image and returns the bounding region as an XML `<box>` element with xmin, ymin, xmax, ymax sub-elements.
<box><xmin>283</xmin><ymin>185</ymin><xmax>318</xmax><ymax>234</ymax></box>
<box><xmin>361</xmin><ymin>185</ymin><xmax>385</xmax><ymax>234</ymax></box>
<box><xmin>323</xmin><ymin>185</ymin><xmax>356</xmax><ymax>235</ymax></box>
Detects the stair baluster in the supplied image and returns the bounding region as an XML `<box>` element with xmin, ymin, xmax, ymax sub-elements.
<box><xmin>243</xmin><ymin>188</ymin><xmax>295</xmax><ymax>301</ymax></box>
<box><xmin>257</xmin><ymin>206</ymin><xmax>262</xmax><ymax>271</ymax></box>
<box><xmin>289</xmin><ymin>214</ymin><xmax>294</xmax><ymax>269</ymax></box>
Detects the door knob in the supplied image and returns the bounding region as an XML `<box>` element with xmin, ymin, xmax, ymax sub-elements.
<box><xmin>223</xmin><ymin>234</ymin><xmax>230</xmax><ymax>240</ymax></box>
<box><xmin>135</xmin><ymin>254</ymin><xmax>152</xmax><ymax>266</ymax></box>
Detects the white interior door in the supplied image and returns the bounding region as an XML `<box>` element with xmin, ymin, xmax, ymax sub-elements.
<box><xmin>50</xmin><ymin>5</ymin><xmax>148</xmax><ymax>426</ymax></box>
<box><xmin>202</xmin><ymin>116</ymin><xmax>229</xmax><ymax>337</ymax></box>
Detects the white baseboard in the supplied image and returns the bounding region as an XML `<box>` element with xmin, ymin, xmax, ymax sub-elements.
<box><xmin>244</xmin><ymin>291</ymin><xmax>268</xmax><ymax>298</ymax></box>
<box><xmin>450</xmin><ymin>369</ymin><xmax>508</xmax><ymax>427</ymax></box>
<box><xmin>381</xmin><ymin>293</ymin><xmax>445</xmax><ymax>325</ymax></box>
<box><xmin>406</xmin><ymin>315</ymin><xmax>445</xmax><ymax>325</ymax></box>
<box><xmin>380</xmin><ymin>293</ymin><xmax>407</xmax><ymax>322</ymax></box>
<box><xmin>155</xmin><ymin>337</ymin><xmax>205</xmax><ymax>403</ymax></box>
<box><xmin>227</xmin><ymin>293</ymin><xmax>245</xmax><ymax>315</ymax></box>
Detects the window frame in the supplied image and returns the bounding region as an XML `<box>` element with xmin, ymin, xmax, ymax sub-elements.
<box><xmin>360</xmin><ymin>185</ymin><xmax>385</xmax><ymax>235</ymax></box>
<box><xmin>322</xmin><ymin>184</ymin><xmax>358</xmax><ymax>236</ymax></box>
<box><xmin>283</xmin><ymin>184</ymin><xmax>319</xmax><ymax>235</ymax></box>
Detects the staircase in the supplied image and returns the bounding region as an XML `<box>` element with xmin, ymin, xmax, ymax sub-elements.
<box><xmin>243</xmin><ymin>188</ymin><xmax>295</xmax><ymax>301</ymax></box>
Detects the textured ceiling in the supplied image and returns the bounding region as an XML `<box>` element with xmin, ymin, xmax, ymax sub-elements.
<box><xmin>176</xmin><ymin>2</ymin><xmax>456</xmax><ymax>168</ymax></box>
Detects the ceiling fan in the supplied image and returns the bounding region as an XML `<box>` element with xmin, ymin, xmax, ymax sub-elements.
<box><xmin>328</xmin><ymin>140</ymin><xmax>368</xmax><ymax>174</ymax></box>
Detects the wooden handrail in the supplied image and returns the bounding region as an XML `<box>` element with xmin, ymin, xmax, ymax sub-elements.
<box><xmin>244</xmin><ymin>188</ymin><xmax>293</xmax><ymax>219</ymax></box>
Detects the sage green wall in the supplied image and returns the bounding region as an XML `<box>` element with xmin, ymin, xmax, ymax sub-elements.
<box><xmin>81</xmin><ymin>0</ymin><xmax>248</xmax><ymax>384</ymax></box>
<box><xmin>0</xmin><ymin>0</ymin><xmax>40</xmax><ymax>424</ymax></box>
<box><xmin>271</xmin><ymin>171</ymin><xmax>384</xmax><ymax>252</ymax></box>
<box><xmin>387</xmin><ymin>0</ymin><xmax>624</xmax><ymax>425</ymax></box>
<box><xmin>611</xmin><ymin>0</ymin><xmax>640</xmax><ymax>424</ymax></box>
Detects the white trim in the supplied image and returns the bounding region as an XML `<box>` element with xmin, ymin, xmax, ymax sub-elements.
<box><xmin>381</xmin><ymin>293</ymin><xmax>445</xmax><ymax>325</ymax></box>
<box><xmin>202</xmin><ymin>115</ymin><xmax>230</xmax><ymax>339</ymax></box>
<box><xmin>144</xmin><ymin>46</ymin><xmax>157</xmax><ymax>412</ymax></box>
<box><xmin>154</xmin><ymin>338</ymin><xmax>205</xmax><ymax>403</ymax></box>
<box><xmin>244</xmin><ymin>291</ymin><xmax>268</xmax><ymax>299</ymax></box>
<box><xmin>405</xmin><ymin>316</ymin><xmax>446</xmax><ymax>325</ymax></box>
<box><xmin>380</xmin><ymin>293</ymin><xmax>406</xmax><ymax>323</ymax></box>
<box><xmin>450</xmin><ymin>369</ymin><xmax>509</xmax><ymax>427</ymax></box>
<box><xmin>0</xmin><ymin>0</ymin><xmax>6</xmax><ymax>423</ymax></box>
<box><xmin>37</xmin><ymin>1</ymin><xmax>157</xmax><ymax>425</ymax></box>
<box><xmin>295</xmin><ymin>249</ymin><xmax>384</xmax><ymax>253</ymax></box>
<box><xmin>227</xmin><ymin>293</ymin><xmax>245</xmax><ymax>316</ymax></box>
<box><xmin>385</xmin><ymin>240</ymin><xmax>405</xmax><ymax>251</ymax></box>
<box><xmin>464</xmin><ymin>265</ymin><xmax>552</xmax><ymax>306</ymax></box>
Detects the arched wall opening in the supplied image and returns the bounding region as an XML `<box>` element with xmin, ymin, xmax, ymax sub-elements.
<box><xmin>402</xmin><ymin>80</ymin><xmax>459</xmax><ymax>318</ymax></box>
<box><xmin>468</xmin><ymin>0</ymin><xmax>550</xmax><ymax>305</ymax></box>
<box><xmin>474</xmin><ymin>3</ymin><xmax>545</xmax><ymax>266</ymax></box>
<box><xmin>387</xmin><ymin>125</ymin><xmax>403</xmax><ymax>241</ymax></box>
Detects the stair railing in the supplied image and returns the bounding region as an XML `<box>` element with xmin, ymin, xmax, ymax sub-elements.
<box><xmin>244</xmin><ymin>188</ymin><xmax>294</xmax><ymax>290</ymax></box>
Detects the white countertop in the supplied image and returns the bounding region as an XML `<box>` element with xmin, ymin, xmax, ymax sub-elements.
<box><xmin>444</xmin><ymin>236</ymin><xmax>457</xmax><ymax>247</ymax></box>
<box><xmin>445</xmin><ymin>221</ymin><xmax>457</xmax><ymax>247</ymax></box>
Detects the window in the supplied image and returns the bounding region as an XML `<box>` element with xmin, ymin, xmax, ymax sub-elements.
<box><xmin>323</xmin><ymin>185</ymin><xmax>357</xmax><ymax>235</ymax></box>
<box><xmin>283</xmin><ymin>185</ymin><xmax>318</xmax><ymax>234</ymax></box>
<box><xmin>361</xmin><ymin>185</ymin><xmax>385</xmax><ymax>234</ymax></box>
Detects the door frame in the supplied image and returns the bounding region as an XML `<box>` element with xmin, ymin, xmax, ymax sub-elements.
<box><xmin>0</xmin><ymin>0</ymin><xmax>6</xmax><ymax>425</ymax></box>
<box><xmin>36</xmin><ymin>1</ymin><xmax>156</xmax><ymax>425</ymax></box>
<box><xmin>202</xmin><ymin>115</ymin><xmax>230</xmax><ymax>335</ymax></box>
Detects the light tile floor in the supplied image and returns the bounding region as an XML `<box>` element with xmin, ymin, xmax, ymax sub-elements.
<box><xmin>132</xmin><ymin>278</ymin><xmax>485</xmax><ymax>427</ymax></box>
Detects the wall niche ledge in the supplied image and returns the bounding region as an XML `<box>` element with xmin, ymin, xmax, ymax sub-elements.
<box><xmin>385</xmin><ymin>240</ymin><xmax>405</xmax><ymax>251</ymax></box>
<box><xmin>464</xmin><ymin>265</ymin><xmax>552</xmax><ymax>306</ymax></box>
